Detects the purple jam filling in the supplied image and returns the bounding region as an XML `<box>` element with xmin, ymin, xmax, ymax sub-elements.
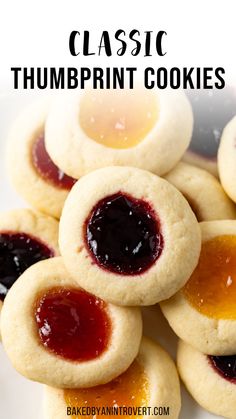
<box><xmin>208</xmin><ymin>355</ymin><xmax>236</xmax><ymax>384</ymax></box>
<box><xmin>0</xmin><ymin>232</ymin><xmax>54</xmax><ymax>301</ymax></box>
<box><xmin>187</xmin><ymin>87</ymin><xmax>236</xmax><ymax>159</ymax></box>
<box><xmin>85</xmin><ymin>192</ymin><xmax>163</xmax><ymax>275</ymax></box>
<box><xmin>32</xmin><ymin>134</ymin><xmax>77</xmax><ymax>190</ymax></box>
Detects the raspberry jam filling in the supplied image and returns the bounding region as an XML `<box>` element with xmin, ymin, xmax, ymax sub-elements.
<box><xmin>85</xmin><ymin>192</ymin><xmax>163</xmax><ymax>275</ymax></box>
<box><xmin>0</xmin><ymin>232</ymin><xmax>54</xmax><ymax>301</ymax></box>
<box><xmin>79</xmin><ymin>87</ymin><xmax>158</xmax><ymax>149</ymax></box>
<box><xmin>183</xmin><ymin>235</ymin><xmax>236</xmax><ymax>320</ymax></box>
<box><xmin>32</xmin><ymin>134</ymin><xmax>77</xmax><ymax>189</ymax></box>
<box><xmin>208</xmin><ymin>355</ymin><xmax>236</xmax><ymax>384</ymax></box>
<box><xmin>187</xmin><ymin>87</ymin><xmax>236</xmax><ymax>159</ymax></box>
<box><xmin>64</xmin><ymin>360</ymin><xmax>149</xmax><ymax>418</ymax></box>
<box><xmin>35</xmin><ymin>288</ymin><xmax>111</xmax><ymax>362</ymax></box>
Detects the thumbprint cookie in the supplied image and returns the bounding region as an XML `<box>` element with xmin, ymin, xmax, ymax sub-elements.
<box><xmin>44</xmin><ymin>337</ymin><xmax>181</xmax><ymax>419</ymax></box>
<box><xmin>177</xmin><ymin>339</ymin><xmax>236</xmax><ymax>419</ymax></box>
<box><xmin>161</xmin><ymin>220</ymin><xmax>236</xmax><ymax>355</ymax></box>
<box><xmin>183</xmin><ymin>87</ymin><xmax>236</xmax><ymax>176</ymax></box>
<box><xmin>0</xmin><ymin>208</ymin><xmax>59</xmax><ymax>313</ymax></box>
<box><xmin>7</xmin><ymin>97</ymin><xmax>77</xmax><ymax>219</ymax></box>
<box><xmin>218</xmin><ymin>115</ymin><xmax>236</xmax><ymax>204</ymax></box>
<box><xmin>1</xmin><ymin>257</ymin><xmax>142</xmax><ymax>388</ymax></box>
<box><xmin>164</xmin><ymin>162</ymin><xmax>236</xmax><ymax>221</ymax></box>
<box><xmin>45</xmin><ymin>87</ymin><xmax>192</xmax><ymax>178</ymax></box>
<box><xmin>59</xmin><ymin>166</ymin><xmax>201</xmax><ymax>306</ymax></box>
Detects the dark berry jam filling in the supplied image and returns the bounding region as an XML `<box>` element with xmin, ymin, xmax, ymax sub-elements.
<box><xmin>0</xmin><ymin>232</ymin><xmax>54</xmax><ymax>301</ymax></box>
<box><xmin>85</xmin><ymin>192</ymin><xmax>163</xmax><ymax>275</ymax></box>
<box><xmin>35</xmin><ymin>287</ymin><xmax>111</xmax><ymax>362</ymax></box>
<box><xmin>32</xmin><ymin>134</ymin><xmax>77</xmax><ymax>190</ymax></box>
<box><xmin>208</xmin><ymin>355</ymin><xmax>236</xmax><ymax>383</ymax></box>
<box><xmin>187</xmin><ymin>87</ymin><xmax>236</xmax><ymax>159</ymax></box>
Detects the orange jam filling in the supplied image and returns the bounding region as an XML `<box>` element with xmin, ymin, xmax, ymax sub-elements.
<box><xmin>183</xmin><ymin>235</ymin><xmax>236</xmax><ymax>320</ymax></box>
<box><xmin>64</xmin><ymin>360</ymin><xmax>149</xmax><ymax>419</ymax></box>
<box><xmin>79</xmin><ymin>88</ymin><xmax>158</xmax><ymax>149</ymax></box>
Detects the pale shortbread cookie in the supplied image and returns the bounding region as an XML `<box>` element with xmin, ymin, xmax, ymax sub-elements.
<box><xmin>1</xmin><ymin>257</ymin><xmax>142</xmax><ymax>388</ymax></box>
<box><xmin>164</xmin><ymin>162</ymin><xmax>236</xmax><ymax>221</ymax></box>
<box><xmin>45</xmin><ymin>88</ymin><xmax>192</xmax><ymax>178</ymax></box>
<box><xmin>59</xmin><ymin>166</ymin><xmax>201</xmax><ymax>306</ymax></box>
<box><xmin>183</xmin><ymin>151</ymin><xmax>218</xmax><ymax>177</ymax></box>
<box><xmin>161</xmin><ymin>221</ymin><xmax>236</xmax><ymax>355</ymax></box>
<box><xmin>6</xmin><ymin>97</ymin><xmax>77</xmax><ymax>219</ymax></box>
<box><xmin>177</xmin><ymin>340</ymin><xmax>236</xmax><ymax>419</ymax></box>
<box><xmin>218</xmin><ymin>116</ymin><xmax>236</xmax><ymax>203</ymax></box>
<box><xmin>44</xmin><ymin>337</ymin><xmax>181</xmax><ymax>419</ymax></box>
<box><xmin>0</xmin><ymin>208</ymin><xmax>59</xmax><ymax>304</ymax></box>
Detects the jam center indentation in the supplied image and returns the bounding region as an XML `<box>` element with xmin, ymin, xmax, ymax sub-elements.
<box><xmin>208</xmin><ymin>355</ymin><xmax>236</xmax><ymax>383</ymax></box>
<box><xmin>79</xmin><ymin>88</ymin><xmax>158</xmax><ymax>149</ymax></box>
<box><xmin>187</xmin><ymin>87</ymin><xmax>236</xmax><ymax>159</ymax></box>
<box><xmin>32</xmin><ymin>134</ymin><xmax>77</xmax><ymax>190</ymax></box>
<box><xmin>64</xmin><ymin>360</ymin><xmax>149</xmax><ymax>418</ymax></box>
<box><xmin>85</xmin><ymin>192</ymin><xmax>163</xmax><ymax>276</ymax></box>
<box><xmin>0</xmin><ymin>232</ymin><xmax>54</xmax><ymax>301</ymax></box>
<box><xmin>183</xmin><ymin>235</ymin><xmax>236</xmax><ymax>320</ymax></box>
<box><xmin>35</xmin><ymin>287</ymin><xmax>111</xmax><ymax>362</ymax></box>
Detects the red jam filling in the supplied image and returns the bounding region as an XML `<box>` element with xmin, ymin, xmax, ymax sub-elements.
<box><xmin>187</xmin><ymin>87</ymin><xmax>236</xmax><ymax>159</ymax></box>
<box><xmin>84</xmin><ymin>192</ymin><xmax>163</xmax><ymax>276</ymax></box>
<box><xmin>208</xmin><ymin>355</ymin><xmax>236</xmax><ymax>384</ymax></box>
<box><xmin>35</xmin><ymin>288</ymin><xmax>111</xmax><ymax>362</ymax></box>
<box><xmin>0</xmin><ymin>232</ymin><xmax>54</xmax><ymax>301</ymax></box>
<box><xmin>32</xmin><ymin>134</ymin><xmax>77</xmax><ymax>189</ymax></box>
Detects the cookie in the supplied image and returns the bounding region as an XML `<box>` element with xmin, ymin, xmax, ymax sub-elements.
<box><xmin>59</xmin><ymin>166</ymin><xmax>201</xmax><ymax>306</ymax></box>
<box><xmin>218</xmin><ymin>115</ymin><xmax>236</xmax><ymax>203</ymax></box>
<box><xmin>0</xmin><ymin>208</ymin><xmax>59</xmax><ymax>311</ymax></box>
<box><xmin>45</xmin><ymin>87</ymin><xmax>192</xmax><ymax>178</ymax></box>
<box><xmin>164</xmin><ymin>162</ymin><xmax>236</xmax><ymax>221</ymax></box>
<box><xmin>161</xmin><ymin>220</ymin><xmax>236</xmax><ymax>355</ymax></box>
<box><xmin>6</xmin><ymin>97</ymin><xmax>77</xmax><ymax>219</ymax></box>
<box><xmin>183</xmin><ymin>87</ymin><xmax>236</xmax><ymax>176</ymax></box>
<box><xmin>1</xmin><ymin>257</ymin><xmax>142</xmax><ymax>388</ymax></box>
<box><xmin>177</xmin><ymin>339</ymin><xmax>236</xmax><ymax>419</ymax></box>
<box><xmin>44</xmin><ymin>337</ymin><xmax>181</xmax><ymax>419</ymax></box>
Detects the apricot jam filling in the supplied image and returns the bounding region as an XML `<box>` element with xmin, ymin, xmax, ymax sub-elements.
<box><xmin>183</xmin><ymin>235</ymin><xmax>236</xmax><ymax>320</ymax></box>
<box><xmin>0</xmin><ymin>232</ymin><xmax>54</xmax><ymax>301</ymax></box>
<box><xmin>64</xmin><ymin>360</ymin><xmax>149</xmax><ymax>419</ymax></box>
<box><xmin>208</xmin><ymin>355</ymin><xmax>236</xmax><ymax>384</ymax></box>
<box><xmin>85</xmin><ymin>192</ymin><xmax>163</xmax><ymax>275</ymax></box>
<box><xmin>79</xmin><ymin>88</ymin><xmax>158</xmax><ymax>149</ymax></box>
<box><xmin>32</xmin><ymin>134</ymin><xmax>77</xmax><ymax>189</ymax></box>
<box><xmin>35</xmin><ymin>287</ymin><xmax>111</xmax><ymax>361</ymax></box>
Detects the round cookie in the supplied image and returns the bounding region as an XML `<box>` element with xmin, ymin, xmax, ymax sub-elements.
<box><xmin>177</xmin><ymin>339</ymin><xmax>236</xmax><ymax>419</ymax></box>
<box><xmin>44</xmin><ymin>337</ymin><xmax>181</xmax><ymax>419</ymax></box>
<box><xmin>218</xmin><ymin>115</ymin><xmax>236</xmax><ymax>203</ymax></box>
<box><xmin>59</xmin><ymin>166</ymin><xmax>201</xmax><ymax>306</ymax></box>
<box><xmin>164</xmin><ymin>162</ymin><xmax>236</xmax><ymax>221</ymax></box>
<box><xmin>45</xmin><ymin>87</ymin><xmax>193</xmax><ymax>178</ymax></box>
<box><xmin>161</xmin><ymin>220</ymin><xmax>236</xmax><ymax>355</ymax></box>
<box><xmin>183</xmin><ymin>86</ymin><xmax>236</xmax><ymax>176</ymax></box>
<box><xmin>0</xmin><ymin>208</ymin><xmax>59</xmax><ymax>312</ymax></box>
<box><xmin>6</xmin><ymin>97</ymin><xmax>77</xmax><ymax>219</ymax></box>
<box><xmin>1</xmin><ymin>257</ymin><xmax>142</xmax><ymax>388</ymax></box>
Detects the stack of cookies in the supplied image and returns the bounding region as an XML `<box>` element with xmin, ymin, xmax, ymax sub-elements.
<box><xmin>1</xmin><ymin>86</ymin><xmax>236</xmax><ymax>419</ymax></box>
